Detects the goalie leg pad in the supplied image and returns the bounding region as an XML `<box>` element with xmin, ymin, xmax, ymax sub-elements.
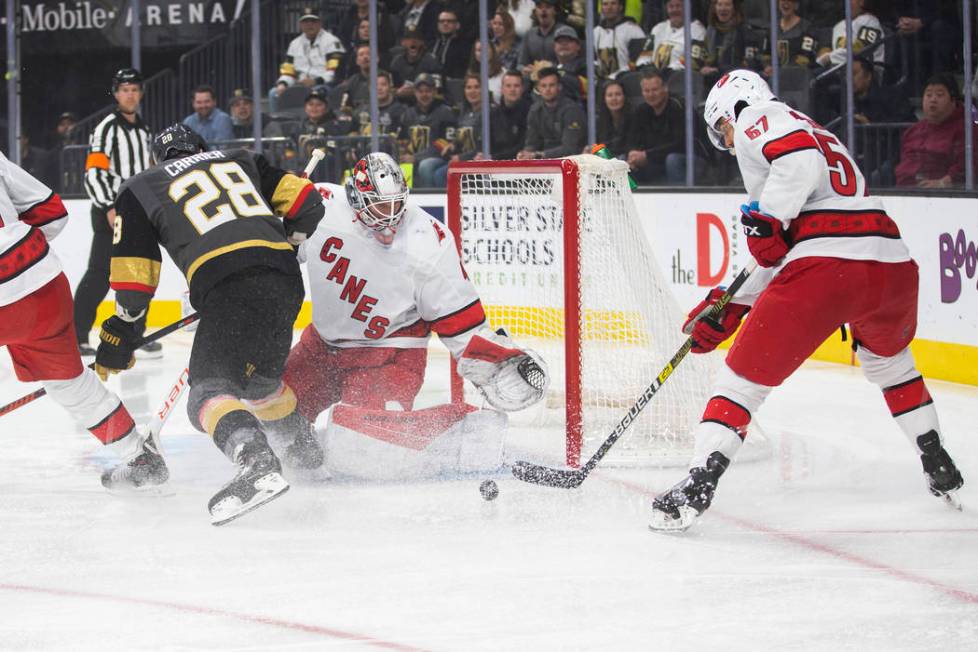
<box><xmin>322</xmin><ymin>403</ymin><xmax>506</xmax><ymax>480</ymax></box>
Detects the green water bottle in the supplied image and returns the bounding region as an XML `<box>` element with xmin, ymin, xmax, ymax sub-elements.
<box><xmin>591</xmin><ymin>143</ymin><xmax>638</xmax><ymax>190</ymax></box>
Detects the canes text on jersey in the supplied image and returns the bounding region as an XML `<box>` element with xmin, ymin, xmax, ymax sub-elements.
<box><xmin>319</xmin><ymin>237</ymin><xmax>389</xmax><ymax>338</ymax></box>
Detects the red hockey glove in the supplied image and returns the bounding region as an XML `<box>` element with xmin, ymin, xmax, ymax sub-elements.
<box><xmin>682</xmin><ymin>288</ymin><xmax>750</xmax><ymax>354</ymax></box>
<box><xmin>740</xmin><ymin>201</ymin><xmax>790</xmax><ymax>267</ymax></box>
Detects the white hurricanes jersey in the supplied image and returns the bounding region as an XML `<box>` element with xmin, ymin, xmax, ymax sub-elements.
<box><xmin>0</xmin><ymin>151</ymin><xmax>68</xmax><ymax>306</ymax></box>
<box><xmin>300</xmin><ymin>183</ymin><xmax>486</xmax><ymax>358</ymax></box>
<box><xmin>732</xmin><ymin>101</ymin><xmax>910</xmax><ymax>301</ymax></box>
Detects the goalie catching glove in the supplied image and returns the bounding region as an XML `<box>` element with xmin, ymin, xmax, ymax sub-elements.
<box><xmin>683</xmin><ymin>288</ymin><xmax>750</xmax><ymax>354</ymax></box>
<box><xmin>94</xmin><ymin>316</ymin><xmax>140</xmax><ymax>381</ymax></box>
<box><xmin>456</xmin><ymin>329</ymin><xmax>549</xmax><ymax>411</ymax></box>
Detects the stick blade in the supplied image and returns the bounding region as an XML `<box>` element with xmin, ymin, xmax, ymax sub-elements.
<box><xmin>511</xmin><ymin>460</ymin><xmax>586</xmax><ymax>489</ymax></box>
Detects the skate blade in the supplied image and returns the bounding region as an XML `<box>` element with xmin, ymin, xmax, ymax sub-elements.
<box><xmin>943</xmin><ymin>491</ymin><xmax>963</xmax><ymax>511</ymax></box>
<box><xmin>649</xmin><ymin>505</ymin><xmax>698</xmax><ymax>533</ymax></box>
<box><xmin>210</xmin><ymin>472</ymin><xmax>290</xmax><ymax>527</ymax></box>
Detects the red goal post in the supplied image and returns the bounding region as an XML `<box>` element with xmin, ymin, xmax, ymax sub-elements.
<box><xmin>447</xmin><ymin>159</ymin><xmax>585</xmax><ymax>466</ymax></box>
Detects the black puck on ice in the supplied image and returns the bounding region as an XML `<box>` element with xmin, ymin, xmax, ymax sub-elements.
<box><xmin>479</xmin><ymin>479</ymin><xmax>499</xmax><ymax>501</ymax></box>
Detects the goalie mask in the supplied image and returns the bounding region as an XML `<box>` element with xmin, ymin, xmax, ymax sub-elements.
<box><xmin>346</xmin><ymin>152</ymin><xmax>408</xmax><ymax>244</ymax></box>
<box><xmin>703</xmin><ymin>69</ymin><xmax>775</xmax><ymax>151</ymax></box>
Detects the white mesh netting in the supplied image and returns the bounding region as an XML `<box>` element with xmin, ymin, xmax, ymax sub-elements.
<box><xmin>450</xmin><ymin>155</ymin><xmax>722</xmax><ymax>466</ymax></box>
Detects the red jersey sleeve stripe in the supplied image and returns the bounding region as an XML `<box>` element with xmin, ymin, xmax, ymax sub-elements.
<box><xmin>19</xmin><ymin>192</ymin><xmax>67</xmax><ymax>227</ymax></box>
<box><xmin>430</xmin><ymin>300</ymin><xmax>487</xmax><ymax>338</ymax></box>
<box><xmin>285</xmin><ymin>182</ymin><xmax>315</xmax><ymax>220</ymax></box>
<box><xmin>761</xmin><ymin>129</ymin><xmax>819</xmax><ymax>163</ymax></box>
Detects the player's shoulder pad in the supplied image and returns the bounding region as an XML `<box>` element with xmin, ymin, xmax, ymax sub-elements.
<box><xmin>399</xmin><ymin>204</ymin><xmax>454</xmax><ymax>258</ymax></box>
<box><xmin>735</xmin><ymin>101</ymin><xmax>815</xmax><ymax>162</ymax></box>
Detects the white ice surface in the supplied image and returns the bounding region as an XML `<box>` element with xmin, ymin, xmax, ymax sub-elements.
<box><xmin>1</xmin><ymin>331</ymin><xmax>976</xmax><ymax>651</ymax></box>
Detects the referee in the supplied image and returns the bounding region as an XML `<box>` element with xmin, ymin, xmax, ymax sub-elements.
<box><xmin>76</xmin><ymin>68</ymin><xmax>161</xmax><ymax>358</ymax></box>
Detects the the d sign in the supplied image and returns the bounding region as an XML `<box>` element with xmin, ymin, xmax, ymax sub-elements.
<box><xmin>696</xmin><ymin>212</ymin><xmax>729</xmax><ymax>286</ymax></box>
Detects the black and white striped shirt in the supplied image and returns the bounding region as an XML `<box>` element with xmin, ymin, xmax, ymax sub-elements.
<box><xmin>84</xmin><ymin>109</ymin><xmax>152</xmax><ymax>209</ymax></box>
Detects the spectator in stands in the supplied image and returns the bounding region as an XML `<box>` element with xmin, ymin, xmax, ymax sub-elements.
<box><xmin>399</xmin><ymin>0</ymin><xmax>440</xmax><ymax>43</ymax></box>
<box><xmin>518</xmin><ymin>0</ymin><xmax>566</xmax><ymax>76</ymax></box>
<box><xmin>442</xmin><ymin>0</ymin><xmax>482</xmax><ymax>42</ymax></box>
<box><xmin>896</xmin><ymin>74</ymin><xmax>976</xmax><ymax>189</ymax></box>
<box><xmin>497</xmin><ymin>0</ymin><xmax>535</xmax><ymax>38</ymax></box>
<box><xmin>637</xmin><ymin>0</ymin><xmax>706</xmax><ymax>71</ymax></box>
<box><xmin>390</xmin><ymin>28</ymin><xmax>443</xmax><ymax>101</ymax></box>
<box><xmin>626</xmin><ymin>68</ymin><xmax>689</xmax><ymax>184</ymax></box>
<box><xmin>594</xmin><ymin>0</ymin><xmax>646</xmax><ymax>79</ymax></box>
<box><xmin>816</xmin><ymin>0</ymin><xmax>883</xmax><ymax>68</ymax></box>
<box><xmin>492</xmin><ymin>10</ymin><xmax>522</xmax><ymax>71</ymax></box>
<box><xmin>701</xmin><ymin>0</ymin><xmax>761</xmax><ymax>85</ymax></box>
<box><xmin>228</xmin><ymin>89</ymin><xmax>269</xmax><ymax>139</ymax></box>
<box><xmin>467</xmin><ymin>40</ymin><xmax>505</xmax><ymax>102</ymax></box>
<box><xmin>762</xmin><ymin>0</ymin><xmax>818</xmax><ymax>77</ymax></box>
<box><xmin>400</xmin><ymin>73</ymin><xmax>458</xmax><ymax>184</ymax></box>
<box><xmin>517</xmin><ymin>67</ymin><xmax>586</xmax><ymax>159</ymax></box>
<box><xmin>552</xmin><ymin>25</ymin><xmax>587</xmax><ymax>102</ymax></box>
<box><xmin>852</xmin><ymin>57</ymin><xmax>914</xmax><ymax>124</ymax></box>
<box><xmin>354</xmin><ymin>70</ymin><xmax>407</xmax><ymax>140</ymax></box>
<box><xmin>888</xmin><ymin>2</ymin><xmax>960</xmax><ymax>91</ymax></box>
<box><xmin>269</xmin><ymin>8</ymin><xmax>346</xmax><ymax>111</ymax></box>
<box><xmin>490</xmin><ymin>70</ymin><xmax>533</xmax><ymax>159</ymax></box>
<box><xmin>338</xmin><ymin>0</ymin><xmax>394</xmax><ymax>52</ymax></box>
<box><xmin>416</xmin><ymin>73</ymin><xmax>486</xmax><ymax>188</ymax></box>
<box><xmin>267</xmin><ymin>86</ymin><xmax>357</xmax><ymax>140</ymax></box>
<box><xmin>183</xmin><ymin>85</ymin><xmax>234</xmax><ymax>145</ymax></box>
<box><xmin>431</xmin><ymin>10</ymin><xmax>472</xmax><ymax>80</ymax></box>
<box><xmin>53</xmin><ymin>111</ymin><xmax>78</xmax><ymax>147</ymax></box>
<box><xmin>336</xmin><ymin>45</ymin><xmax>374</xmax><ymax>111</ymax></box>
<box><xmin>595</xmin><ymin>80</ymin><xmax>634</xmax><ymax>157</ymax></box>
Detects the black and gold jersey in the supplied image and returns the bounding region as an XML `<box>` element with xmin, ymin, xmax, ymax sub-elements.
<box><xmin>110</xmin><ymin>148</ymin><xmax>324</xmax><ymax>312</ymax></box>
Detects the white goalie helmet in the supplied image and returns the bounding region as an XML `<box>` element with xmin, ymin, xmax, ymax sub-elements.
<box><xmin>703</xmin><ymin>69</ymin><xmax>775</xmax><ymax>150</ymax></box>
<box><xmin>346</xmin><ymin>152</ymin><xmax>409</xmax><ymax>237</ymax></box>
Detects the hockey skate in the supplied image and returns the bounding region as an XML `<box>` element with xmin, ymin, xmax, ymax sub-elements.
<box><xmin>917</xmin><ymin>431</ymin><xmax>964</xmax><ymax>511</ymax></box>
<box><xmin>209</xmin><ymin>438</ymin><xmax>290</xmax><ymax>526</ymax></box>
<box><xmin>101</xmin><ymin>433</ymin><xmax>169</xmax><ymax>492</ymax></box>
<box><xmin>649</xmin><ymin>452</ymin><xmax>729</xmax><ymax>532</ymax></box>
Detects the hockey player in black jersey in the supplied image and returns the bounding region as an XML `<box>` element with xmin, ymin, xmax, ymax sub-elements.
<box><xmin>95</xmin><ymin>124</ymin><xmax>326</xmax><ymax>525</ymax></box>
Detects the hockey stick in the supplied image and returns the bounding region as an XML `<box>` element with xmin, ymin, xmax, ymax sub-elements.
<box><xmin>0</xmin><ymin>312</ymin><xmax>199</xmax><ymax>419</ymax></box>
<box><xmin>146</xmin><ymin>366</ymin><xmax>190</xmax><ymax>449</ymax></box>
<box><xmin>511</xmin><ymin>263</ymin><xmax>758</xmax><ymax>489</ymax></box>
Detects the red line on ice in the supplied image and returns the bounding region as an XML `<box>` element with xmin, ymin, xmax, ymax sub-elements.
<box><xmin>0</xmin><ymin>582</ymin><xmax>429</xmax><ymax>651</ymax></box>
<box><xmin>606</xmin><ymin>476</ymin><xmax>978</xmax><ymax>606</ymax></box>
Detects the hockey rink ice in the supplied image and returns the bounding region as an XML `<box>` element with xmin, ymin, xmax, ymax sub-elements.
<box><xmin>1</xmin><ymin>332</ymin><xmax>976</xmax><ymax>651</ymax></box>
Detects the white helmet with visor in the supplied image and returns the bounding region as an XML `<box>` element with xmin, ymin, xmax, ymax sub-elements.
<box><xmin>703</xmin><ymin>69</ymin><xmax>775</xmax><ymax>151</ymax></box>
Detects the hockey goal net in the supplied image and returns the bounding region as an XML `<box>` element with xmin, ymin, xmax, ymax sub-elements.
<box><xmin>446</xmin><ymin>155</ymin><xmax>720</xmax><ymax>468</ymax></box>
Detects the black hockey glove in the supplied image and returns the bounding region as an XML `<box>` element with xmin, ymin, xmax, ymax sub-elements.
<box><xmin>95</xmin><ymin>316</ymin><xmax>139</xmax><ymax>381</ymax></box>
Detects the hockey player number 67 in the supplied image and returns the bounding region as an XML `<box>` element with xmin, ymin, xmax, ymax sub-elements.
<box><xmin>168</xmin><ymin>161</ymin><xmax>273</xmax><ymax>234</ymax></box>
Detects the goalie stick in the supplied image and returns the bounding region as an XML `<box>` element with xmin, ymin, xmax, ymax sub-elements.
<box><xmin>0</xmin><ymin>312</ymin><xmax>200</xmax><ymax>419</ymax></box>
<box><xmin>511</xmin><ymin>263</ymin><xmax>758</xmax><ymax>489</ymax></box>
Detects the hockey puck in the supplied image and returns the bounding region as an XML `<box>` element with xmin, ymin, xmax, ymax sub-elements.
<box><xmin>479</xmin><ymin>479</ymin><xmax>499</xmax><ymax>501</ymax></box>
